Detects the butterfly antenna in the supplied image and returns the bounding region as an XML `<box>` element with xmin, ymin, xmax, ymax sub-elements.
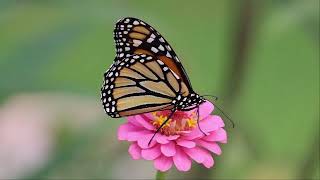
<box><xmin>203</xmin><ymin>94</ymin><xmax>235</xmax><ymax>128</ymax></box>
<box><xmin>214</xmin><ymin>103</ymin><xmax>235</xmax><ymax>128</ymax></box>
<box><xmin>148</xmin><ymin>109</ymin><xmax>176</xmax><ymax>146</ymax></box>
<box><xmin>203</xmin><ymin>95</ymin><xmax>219</xmax><ymax>101</ymax></box>
<box><xmin>197</xmin><ymin>106</ymin><xmax>208</xmax><ymax>136</ymax></box>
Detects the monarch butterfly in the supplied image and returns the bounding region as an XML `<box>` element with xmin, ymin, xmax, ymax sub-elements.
<box><xmin>101</xmin><ymin>17</ymin><xmax>230</xmax><ymax>144</ymax></box>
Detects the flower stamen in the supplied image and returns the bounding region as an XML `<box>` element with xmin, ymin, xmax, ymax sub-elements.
<box><xmin>151</xmin><ymin>111</ymin><xmax>197</xmax><ymax>136</ymax></box>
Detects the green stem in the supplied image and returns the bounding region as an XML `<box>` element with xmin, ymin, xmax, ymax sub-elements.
<box><xmin>156</xmin><ymin>170</ymin><xmax>166</xmax><ymax>180</ymax></box>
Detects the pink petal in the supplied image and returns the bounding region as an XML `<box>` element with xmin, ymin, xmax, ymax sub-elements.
<box><xmin>137</xmin><ymin>134</ymin><xmax>157</xmax><ymax>149</ymax></box>
<box><xmin>134</xmin><ymin>115</ymin><xmax>155</xmax><ymax>130</ymax></box>
<box><xmin>179</xmin><ymin>130</ymin><xmax>192</xmax><ymax>134</ymax></box>
<box><xmin>118</xmin><ymin>124</ymin><xmax>129</xmax><ymax>140</ymax></box>
<box><xmin>181</xmin><ymin>128</ymin><xmax>205</xmax><ymax>140</ymax></box>
<box><xmin>127</xmin><ymin>116</ymin><xmax>137</xmax><ymax>125</ymax></box>
<box><xmin>190</xmin><ymin>147</ymin><xmax>214</xmax><ymax>168</ymax></box>
<box><xmin>118</xmin><ymin>123</ymin><xmax>140</xmax><ymax>140</ymax></box>
<box><xmin>173</xmin><ymin>148</ymin><xmax>192</xmax><ymax>171</ymax></box>
<box><xmin>127</xmin><ymin>116</ymin><xmax>145</xmax><ymax>128</ymax></box>
<box><xmin>160</xmin><ymin>141</ymin><xmax>176</xmax><ymax>157</ymax></box>
<box><xmin>155</xmin><ymin>135</ymin><xmax>170</xmax><ymax>144</ymax></box>
<box><xmin>196</xmin><ymin>139</ymin><xmax>222</xmax><ymax>155</ymax></box>
<box><xmin>182</xmin><ymin>129</ymin><xmax>203</xmax><ymax>140</ymax></box>
<box><xmin>128</xmin><ymin>143</ymin><xmax>141</xmax><ymax>159</ymax></box>
<box><xmin>183</xmin><ymin>147</ymin><xmax>205</xmax><ymax>163</ymax></box>
<box><xmin>203</xmin><ymin>128</ymin><xmax>227</xmax><ymax>142</ymax></box>
<box><xmin>203</xmin><ymin>154</ymin><xmax>214</xmax><ymax>168</ymax></box>
<box><xmin>198</xmin><ymin>101</ymin><xmax>214</xmax><ymax>119</ymax></box>
<box><xmin>154</xmin><ymin>155</ymin><xmax>173</xmax><ymax>172</ymax></box>
<box><xmin>176</xmin><ymin>140</ymin><xmax>196</xmax><ymax>148</ymax></box>
<box><xmin>167</xmin><ymin>135</ymin><xmax>180</xmax><ymax>140</ymax></box>
<box><xmin>220</xmin><ymin>139</ymin><xmax>227</xmax><ymax>143</ymax></box>
<box><xmin>142</xmin><ymin>112</ymin><xmax>155</xmax><ymax>121</ymax></box>
<box><xmin>183</xmin><ymin>115</ymin><xmax>224</xmax><ymax>140</ymax></box>
<box><xmin>127</xmin><ymin>130</ymin><xmax>150</xmax><ymax>141</ymax></box>
<box><xmin>199</xmin><ymin>115</ymin><xmax>224</xmax><ymax>132</ymax></box>
<box><xmin>141</xmin><ymin>144</ymin><xmax>161</xmax><ymax>160</ymax></box>
<box><xmin>212</xmin><ymin>115</ymin><xmax>225</xmax><ymax>127</ymax></box>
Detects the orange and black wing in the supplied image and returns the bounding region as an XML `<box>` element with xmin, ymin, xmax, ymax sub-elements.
<box><xmin>113</xmin><ymin>17</ymin><xmax>193</xmax><ymax>90</ymax></box>
<box><xmin>101</xmin><ymin>54</ymin><xmax>190</xmax><ymax>117</ymax></box>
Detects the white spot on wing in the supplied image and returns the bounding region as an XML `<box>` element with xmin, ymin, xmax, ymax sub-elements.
<box><xmin>159</xmin><ymin>37</ymin><xmax>165</xmax><ymax>42</ymax></box>
<box><xmin>151</xmin><ymin>47</ymin><xmax>159</xmax><ymax>53</ymax></box>
<box><xmin>157</xmin><ymin>60</ymin><xmax>164</xmax><ymax>65</ymax></box>
<box><xmin>133</xmin><ymin>55</ymin><xmax>139</xmax><ymax>59</ymax></box>
<box><xmin>147</xmin><ymin>38</ymin><xmax>154</xmax><ymax>43</ymax></box>
<box><xmin>158</xmin><ymin>45</ymin><xmax>164</xmax><ymax>51</ymax></box>
<box><xmin>133</xmin><ymin>39</ymin><xmax>142</xmax><ymax>47</ymax></box>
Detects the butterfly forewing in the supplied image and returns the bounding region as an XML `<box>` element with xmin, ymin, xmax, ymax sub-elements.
<box><xmin>101</xmin><ymin>54</ymin><xmax>191</xmax><ymax>117</ymax></box>
<box><xmin>113</xmin><ymin>17</ymin><xmax>192</xmax><ymax>89</ymax></box>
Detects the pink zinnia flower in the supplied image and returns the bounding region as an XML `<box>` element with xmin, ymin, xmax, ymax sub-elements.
<box><xmin>117</xmin><ymin>101</ymin><xmax>227</xmax><ymax>172</ymax></box>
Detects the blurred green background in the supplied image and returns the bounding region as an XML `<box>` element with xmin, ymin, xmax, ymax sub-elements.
<box><xmin>0</xmin><ymin>0</ymin><xmax>319</xmax><ymax>179</ymax></box>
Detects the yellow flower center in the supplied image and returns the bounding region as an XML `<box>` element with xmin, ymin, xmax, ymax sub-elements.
<box><xmin>151</xmin><ymin>111</ymin><xmax>197</xmax><ymax>136</ymax></box>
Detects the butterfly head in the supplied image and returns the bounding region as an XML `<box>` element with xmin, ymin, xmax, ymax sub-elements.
<box><xmin>173</xmin><ymin>93</ymin><xmax>205</xmax><ymax>111</ymax></box>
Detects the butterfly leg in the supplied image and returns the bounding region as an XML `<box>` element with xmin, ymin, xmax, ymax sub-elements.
<box><xmin>197</xmin><ymin>106</ymin><xmax>208</xmax><ymax>136</ymax></box>
<box><xmin>148</xmin><ymin>109</ymin><xmax>176</xmax><ymax>146</ymax></box>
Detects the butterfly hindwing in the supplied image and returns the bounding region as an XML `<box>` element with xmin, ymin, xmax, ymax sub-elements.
<box><xmin>113</xmin><ymin>17</ymin><xmax>192</xmax><ymax>89</ymax></box>
<box><xmin>101</xmin><ymin>54</ymin><xmax>191</xmax><ymax>117</ymax></box>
